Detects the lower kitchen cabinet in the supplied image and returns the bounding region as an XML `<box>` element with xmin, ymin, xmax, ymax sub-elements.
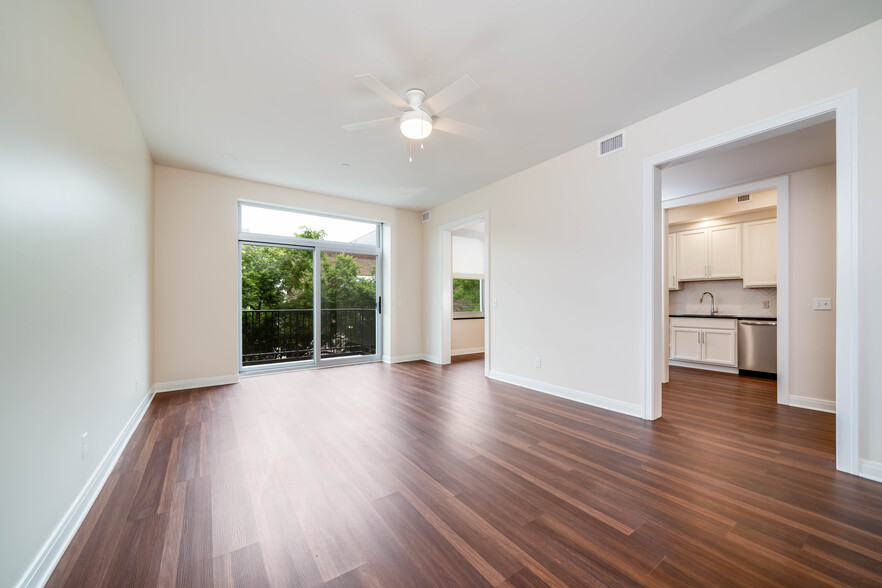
<box><xmin>670</xmin><ymin>317</ymin><xmax>737</xmax><ymax>367</ymax></box>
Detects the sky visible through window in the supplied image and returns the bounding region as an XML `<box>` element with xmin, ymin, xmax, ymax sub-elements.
<box><xmin>241</xmin><ymin>205</ymin><xmax>378</xmax><ymax>245</ymax></box>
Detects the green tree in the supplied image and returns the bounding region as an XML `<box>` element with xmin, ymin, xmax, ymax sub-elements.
<box><xmin>452</xmin><ymin>278</ymin><xmax>481</xmax><ymax>312</ymax></box>
<box><xmin>321</xmin><ymin>253</ymin><xmax>376</xmax><ymax>309</ymax></box>
<box><xmin>241</xmin><ymin>227</ymin><xmax>376</xmax><ymax>311</ymax></box>
<box><xmin>241</xmin><ymin>244</ymin><xmax>287</xmax><ymax>310</ymax></box>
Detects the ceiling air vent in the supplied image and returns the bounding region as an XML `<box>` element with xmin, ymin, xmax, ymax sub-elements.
<box><xmin>597</xmin><ymin>131</ymin><xmax>625</xmax><ymax>158</ymax></box>
<box><xmin>421</xmin><ymin>210</ymin><xmax>432</xmax><ymax>223</ymax></box>
<box><xmin>735</xmin><ymin>194</ymin><xmax>751</xmax><ymax>204</ymax></box>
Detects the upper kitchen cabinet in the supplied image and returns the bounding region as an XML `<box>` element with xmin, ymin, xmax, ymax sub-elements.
<box><xmin>677</xmin><ymin>229</ymin><xmax>708</xmax><ymax>280</ymax></box>
<box><xmin>708</xmin><ymin>224</ymin><xmax>741</xmax><ymax>278</ymax></box>
<box><xmin>742</xmin><ymin>219</ymin><xmax>777</xmax><ymax>287</ymax></box>
<box><xmin>676</xmin><ymin>224</ymin><xmax>741</xmax><ymax>280</ymax></box>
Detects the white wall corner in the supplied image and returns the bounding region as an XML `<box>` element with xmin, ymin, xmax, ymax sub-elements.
<box><xmin>153</xmin><ymin>375</ymin><xmax>239</xmax><ymax>393</ymax></box>
<box><xmin>17</xmin><ymin>390</ymin><xmax>154</xmax><ymax>588</ymax></box>
<box><xmin>859</xmin><ymin>460</ymin><xmax>882</xmax><ymax>484</ymax></box>
<box><xmin>487</xmin><ymin>370</ymin><xmax>643</xmax><ymax>419</ymax></box>
<box><xmin>422</xmin><ymin>355</ymin><xmax>443</xmax><ymax>365</ymax></box>
<box><xmin>788</xmin><ymin>395</ymin><xmax>836</xmax><ymax>414</ymax></box>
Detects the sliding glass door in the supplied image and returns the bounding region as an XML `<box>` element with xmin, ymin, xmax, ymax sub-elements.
<box><xmin>240</xmin><ymin>243</ymin><xmax>315</xmax><ymax>367</ymax></box>
<box><xmin>238</xmin><ymin>203</ymin><xmax>382</xmax><ymax>372</ymax></box>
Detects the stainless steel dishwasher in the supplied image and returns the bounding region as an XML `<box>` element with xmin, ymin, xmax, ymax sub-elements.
<box><xmin>738</xmin><ymin>320</ymin><xmax>777</xmax><ymax>375</ymax></box>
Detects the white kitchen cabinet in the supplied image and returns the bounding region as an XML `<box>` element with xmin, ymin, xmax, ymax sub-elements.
<box><xmin>676</xmin><ymin>224</ymin><xmax>741</xmax><ymax>281</ymax></box>
<box><xmin>708</xmin><ymin>225</ymin><xmax>741</xmax><ymax>278</ymax></box>
<box><xmin>743</xmin><ymin>219</ymin><xmax>777</xmax><ymax>287</ymax></box>
<box><xmin>702</xmin><ymin>328</ymin><xmax>737</xmax><ymax>365</ymax></box>
<box><xmin>667</xmin><ymin>233</ymin><xmax>680</xmax><ymax>290</ymax></box>
<box><xmin>670</xmin><ymin>317</ymin><xmax>738</xmax><ymax>367</ymax></box>
<box><xmin>671</xmin><ymin>327</ymin><xmax>702</xmax><ymax>361</ymax></box>
<box><xmin>677</xmin><ymin>229</ymin><xmax>708</xmax><ymax>280</ymax></box>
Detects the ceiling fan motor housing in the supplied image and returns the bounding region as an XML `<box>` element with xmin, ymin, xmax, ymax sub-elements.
<box><xmin>405</xmin><ymin>88</ymin><xmax>427</xmax><ymax>109</ymax></box>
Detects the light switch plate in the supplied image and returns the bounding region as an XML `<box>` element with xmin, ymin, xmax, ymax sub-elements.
<box><xmin>813</xmin><ymin>298</ymin><xmax>832</xmax><ymax>311</ymax></box>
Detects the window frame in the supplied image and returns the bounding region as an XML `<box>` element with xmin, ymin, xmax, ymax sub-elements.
<box><xmin>452</xmin><ymin>273</ymin><xmax>484</xmax><ymax>319</ymax></box>
<box><xmin>237</xmin><ymin>201</ymin><xmax>383</xmax><ymax>374</ymax></box>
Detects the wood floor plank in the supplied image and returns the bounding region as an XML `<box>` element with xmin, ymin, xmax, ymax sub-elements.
<box><xmin>46</xmin><ymin>360</ymin><xmax>882</xmax><ymax>587</ymax></box>
<box><xmin>176</xmin><ymin>476</ymin><xmax>213</xmax><ymax>586</ymax></box>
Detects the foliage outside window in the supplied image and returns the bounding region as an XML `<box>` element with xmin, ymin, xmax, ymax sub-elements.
<box><xmin>453</xmin><ymin>278</ymin><xmax>483</xmax><ymax>313</ymax></box>
<box><xmin>241</xmin><ymin>228</ymin><xmax>376</xmax><ymax>312</ymax></box>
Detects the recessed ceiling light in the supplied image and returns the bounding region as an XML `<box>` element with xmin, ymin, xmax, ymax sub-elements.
<box><xmin>223</xmin><ymin>152</ymin><xmax>240</xmax><ymax>160</ymax></box>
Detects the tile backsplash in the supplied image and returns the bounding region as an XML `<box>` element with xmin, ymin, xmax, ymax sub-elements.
<box><xmin>669</xmin><ymin>280</ymin><xmax>777</xmax><ymax>317</ymax></box>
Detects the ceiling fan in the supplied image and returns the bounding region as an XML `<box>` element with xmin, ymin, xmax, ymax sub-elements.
<box><xmin>343</xmin><ymin>74</ymin><xmax>485</xmax><ymax>141</ymax></box>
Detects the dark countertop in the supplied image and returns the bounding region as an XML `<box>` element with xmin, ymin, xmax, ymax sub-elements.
<box><xmin>670</xmin><ymin>314</ymin><xmax>777</xmax><ymax>321</ymax></box>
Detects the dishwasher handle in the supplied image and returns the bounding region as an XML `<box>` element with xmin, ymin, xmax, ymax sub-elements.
<box><xmin>739</xmin><ymin>320</ymin><xmax>777</xmax><ymax>326</ymax></box>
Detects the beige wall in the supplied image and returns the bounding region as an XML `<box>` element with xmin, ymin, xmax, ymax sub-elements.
<box><xmin>453</xmin><ymin>319</ymin><xmax>485</xmax><ymax>354</ymax></box>
<box><xmin>153</xmin><ymin>166</ymin><xmax>423</xmax><ymax>384</ymax></box>
<box><xmin>0</xmin><ymin>1</ymin><xmax>154</xmax><ymax>585</ymax></box>
<box><xmin>790</xmin><ymin>164</ymin><xmax>836</xmax><ymax>404</ymax></box>
<box><xmin>422</xmin><ymin>20</ymin><xmax>882</xmax><ymax>461</ymax></box>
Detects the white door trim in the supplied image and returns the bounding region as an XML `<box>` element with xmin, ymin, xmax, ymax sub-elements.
<box><xmin>642</xmin><ymin>90</ymin><xmax>860</xmax><ymax>476</ymax></box>
<box><xmin>439</xmin><ymin>211</ymin><xmax>490</xmax><ymax>376</ymax></box>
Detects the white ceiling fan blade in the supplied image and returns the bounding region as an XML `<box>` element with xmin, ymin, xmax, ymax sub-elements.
<box><xmin>342</xmin><ymin>116</ymin><xmax>398</xmax><ymax>132</ymax></box>
<box><xmin>422</xmin><ymin>75</ymin><xmax>479</xmax><ymax>116</ymax></box>
<box><xmin>355</xmin><ymin>74</ymin><xmax>409</xmax><ymax>110</ymax></box>
<box><xmin>432</xmin><ymin>117</ymin><xmax>485</xmax><ymax>140</ymax></box>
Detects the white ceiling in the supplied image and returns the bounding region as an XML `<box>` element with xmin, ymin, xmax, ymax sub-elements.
<box><xmin>661</xmin><ymin>118</ymin><xmax>836</xmax><ymax>199</ymax></box>
<box><xmin>90</xmin><ymin>1</ymin><xmax>882</xmax><ymax>211</ymax></box>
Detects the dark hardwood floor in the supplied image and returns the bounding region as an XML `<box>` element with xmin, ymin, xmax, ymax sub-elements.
<box><xmin>47</xmin><ymin>358</ymin><xmax>882</xmax><ymax>587</ymax></box>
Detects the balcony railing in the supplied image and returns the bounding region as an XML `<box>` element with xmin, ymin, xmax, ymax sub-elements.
<box><xmin>242</xmin><ymin>308</ymin><xmax>377</xmax><ymax>366</ymax></box>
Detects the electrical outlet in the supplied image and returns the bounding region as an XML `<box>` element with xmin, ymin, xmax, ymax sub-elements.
<box><xmin>135</xmin><ymin>376</ymin><xmax>140</xmax><ymax>394</ymax></box>
<box><xmin>535</xmin><ymin>357</ymin><xmax>541</xmax><ymax>368</ymax></box>
<box><xmin>492</xmin><ymin>298</ymin><xmax>498</xmax><ymax>308</ymax></box>
<box><xmin>81</xmin><ymin>433</ymin><xmax>89</xmax><ymax>459</ymax></box>
<box><xmin>813</xmin><ymin>298</ymin><xmax>832</xmax><ymax>311</ymax></box>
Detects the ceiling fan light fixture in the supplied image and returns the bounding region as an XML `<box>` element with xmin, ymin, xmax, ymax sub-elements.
<box><xmin>400</xmin><ymin>109</ymin><xmax>432</xmax><ymax>140</ymax></box>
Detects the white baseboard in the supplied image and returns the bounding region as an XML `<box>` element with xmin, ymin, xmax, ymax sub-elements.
<box><xmin>487</xmin><ymin>370</ymin><xmax>643</xmax><ymax>419</ymax></box>
<box><xmin>17</xmin><ymin>389</ymin><xmax>155</xmax><ymax>588</ymax></box>
<box><xmin>452</xmin><ymin>347</ymin><xmax>485</xmax><ymax>356</ymax></box>
<box><xmin>382</xmin><ymin>353</ymin><xmax>425</xmax><ymax>364</ymax></box>
<box><xmin>422</xmin><ymin>355</ymin><xmax>442</xmax><ymax>364</ymax></box>
<box><xmin>153</xmin><ymin>375</ymin><xmax>239</xmax><ymax>393</ymax></box>
<box><xmin>859</xmin><ymin>460</ymin><xmax>882</xmax><ymax>484</ymax></box>
<box><xmin>789</xmin><ymin>395</ymin><xmax>836</xmax><ymax>413</ymax></box>
<box><xmin>668</xmin><ymin>359</ymin><xmax>739</xmax><ymax>374</ymax></box>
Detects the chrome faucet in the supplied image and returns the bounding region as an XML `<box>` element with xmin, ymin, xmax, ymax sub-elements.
<box><xmin>699</xmin><ymin>291</ymin><xmax>716</xmax><ymax>315</ymax></box>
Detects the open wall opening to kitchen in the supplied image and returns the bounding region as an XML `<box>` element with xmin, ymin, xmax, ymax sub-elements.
<box><xmin>644</xmin><ymin>101</ymin><xmax>858</xmax><ymax>472</ymax></box>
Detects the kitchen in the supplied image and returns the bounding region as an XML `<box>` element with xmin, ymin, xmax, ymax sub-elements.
<box><xmin>667</xmin><ymin>188</ymin><xmax>779</xmax><ymax>378</ymax></box>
